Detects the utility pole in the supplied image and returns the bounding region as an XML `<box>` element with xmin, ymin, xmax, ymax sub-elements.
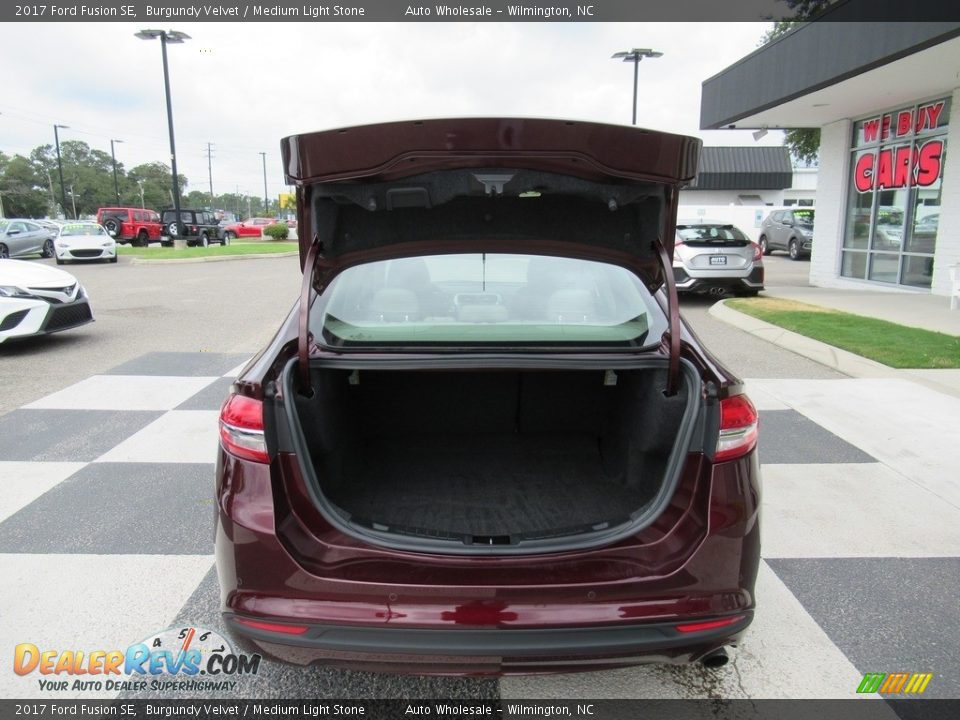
<box><xmin>110</xmin><ymin>139</ymin><xmax>123</xmax><ymax>205</ymax></box>
<box><xmin>53</xmin><ymin>124</ymin><xmax>69</xmax><ymax>218</ymax></box>
<box><xmin>259</xmin><ymin>152</ymin><xmax>269</xmax><ymax>216</ymax></box>
<box><xmin>137</xmin><ymin>180</ymin><xmax>145</xmax><ymax>209</ymax></box>
<box><xmin>69</xmin><ymin>184</ymin><xmax>77</xmax><ymax>219</ymax></box>
<box><xmin>206</xmin><ymin>142</ymin><xmax>215</xmax><ymax>207</ymax></box>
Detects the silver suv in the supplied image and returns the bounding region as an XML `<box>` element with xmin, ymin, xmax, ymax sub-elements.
<box><xmin>673</xmin><ymin>220</ymin><xmax>764</xmax><ymax>297</ymax></box>
<box><xmin>759</xmin><ymin>208</ymin><xmax>815</xmax><ymax>260</ymax></box>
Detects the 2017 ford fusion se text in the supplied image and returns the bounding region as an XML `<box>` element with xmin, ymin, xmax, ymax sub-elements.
<box><xmin>214</xmin><ymin>118</ymin><xmax>761</xmax><ymax>674</ymax></box>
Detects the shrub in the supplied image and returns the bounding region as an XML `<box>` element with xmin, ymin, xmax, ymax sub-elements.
<box><xmin>263</xmin><ymin>222</ymin><xmax>289</xmax><ymax>241</ymax></box>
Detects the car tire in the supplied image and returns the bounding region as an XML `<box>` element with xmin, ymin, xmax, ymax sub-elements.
<box><xmin>739</xmin><ymin>290</ymin><xmax>760</xmax><ymax>297</ymax></box>
<box><xmin>161</xmin><ymin>241</ymin><xmax>173</xmax><ymax>248</ymax></box>
<box><xmin>789</xmin><ymin>238</ymin><xmax>801</xmax><ymax>261</ymax></box>
<box><xmin>41</xmin><ymin>239</ymin><xmax>55</xmax><ymax>258</ymax></box>
<box><xmin>759</xmin><ymin>235</ymin><xmax>770</xmax><ymax>256</ymax></box>
<box><xmin>56</xmin><ymin>257</ymin><xmax>64</xmax><ymax>265</ymax></box>
<box><xmin>200</xmin><ymin>234</ymin><xmax>209</xmax><ymax>248</ymax></box>
<box><xmin>104</xmin><ymin>218</ymin><xmax>121</xmax><ymax>238</ymax></box>
<box><xmin>167</xmin><ymin>222</ymin><xmax>179</xmax><ymax>238</ymax></box>
<box><xmin>222</xmin><ymin>234</ymin><xmax>231</xmax><ymax>246</ymax></box>
<box><xmin>135</xmin><ymin>231</ymin><xmax>149</xmax><ymax>247</ymax></box>
<box><xmin>0</xmin><ymin>243</ymin><xmax>8</xmax><ymax>259</ymax></box>
<box><xmin>225</xmin><ymin>231</ymin><xmax>237</xmax><ymax>241</ymax></box>
<box><xmin>109</xmin><ymin>256</ymin><xmax>118</xmax><ymax>264</ymax></box>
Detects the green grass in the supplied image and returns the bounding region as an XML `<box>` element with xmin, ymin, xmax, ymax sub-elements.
<box><xmin>118</xmin><ymin>242</ymin><xmax>297</xmax><ymax>259</ymax></box>
<box><xmin>726</xmin><ymin>297</ymin><xmax>960</xmax><ymax>369</ymax></box>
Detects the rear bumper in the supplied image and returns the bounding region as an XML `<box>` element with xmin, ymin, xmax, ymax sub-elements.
<box><xmin>674</xmin><ymin>265</ymin><xmax>764</xmax><ymax>293</ymax></box>
<box><xmin>223</xmin><ymin>612</ymin><xmax>753</xmax><ymax>673</ymax></box>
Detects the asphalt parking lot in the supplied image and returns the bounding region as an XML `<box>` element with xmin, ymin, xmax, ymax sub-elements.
<box><xmin>1</xmin><ymin>253</ymin><xmax>958</xmax><ymax>701</ymax></box>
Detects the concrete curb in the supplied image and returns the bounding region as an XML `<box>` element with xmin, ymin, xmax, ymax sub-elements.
<box><xmin>710</xmin><ymin>300</ymin><xmax>960</xmax><ymax>398</ymax></box>
<box><xmin>128</xmin><ymin>251</ymin><xmax>298</xmax><ymax>266</ymax></box>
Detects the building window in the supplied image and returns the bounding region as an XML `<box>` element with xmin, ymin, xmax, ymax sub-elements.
<box><xmin>842</xmin><ymin>97</ymin><xmax>949</xmax><ymax>288</ymax></box>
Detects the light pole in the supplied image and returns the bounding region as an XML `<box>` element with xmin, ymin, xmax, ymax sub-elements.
<box><xmin>137</xmin><ymin>180</ymin><xmax>145</xmax><ymax>209</ymax></box>
<box><xmin>135</xmin><ymin>28</ymin><xmax>190</xmax><ymax>238</ymax></box>
<box><xmin>259</xmin><ymin>152</ymin><xmax>269</xmax><ymax>216</ymax></box>
<box><xmin>110</xmin><ymin>139</ymin><xmax>123</xmax><ymax>205</ymax></box>
<box><xmin>611</xmin><ymin>48</ymin><xmax>663</xmax><ymax>126</ymax></box>
<box><xmin>68</xmin><ymin>185</ymin><xmax>78</xmax><ymax>219</ymax></box>
<box><xmin>53</xmin><ymin>124</ymin><xmax>69</xmax><ymax>218</ymax></box>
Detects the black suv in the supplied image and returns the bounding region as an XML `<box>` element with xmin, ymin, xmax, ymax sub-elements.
<box><xmin>160</xmin><ymin>209</ymin><xmax>228</xmax><ymax>247</ymax></box>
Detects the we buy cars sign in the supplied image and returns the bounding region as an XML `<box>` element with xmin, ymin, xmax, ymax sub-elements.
<box><xmin>853</xmin><ymin>100</ymin><xmax>946</xmax><ymax>193</ymax></box>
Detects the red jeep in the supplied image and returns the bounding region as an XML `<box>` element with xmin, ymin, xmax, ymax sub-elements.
<box><xmin>95</xmin><ymin>207</ymin><xmax>163</xmax><ymax>246</ymax></box>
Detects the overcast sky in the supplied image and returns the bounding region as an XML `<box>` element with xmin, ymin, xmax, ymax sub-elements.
<box><xmin>0</xmin><ymin>22</ymin><xmax>782</xmax><ymax>202</ymax></box>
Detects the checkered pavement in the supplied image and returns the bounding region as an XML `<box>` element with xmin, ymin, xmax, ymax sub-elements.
<box><xmin>1</xmin><ymin>352</ymin><xmax>958</xmax><ymax>701</ymax></box>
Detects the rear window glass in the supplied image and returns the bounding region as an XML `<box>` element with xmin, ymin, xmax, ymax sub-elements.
<box><xmin>311</xmin><ymin>253</ymin><xmax>665</xmax><ymax>349</ymax></box>
<box><xmin>677</xmin><ymin>225</ymin><xmax>747</xmax><ymax>241</ymax></box>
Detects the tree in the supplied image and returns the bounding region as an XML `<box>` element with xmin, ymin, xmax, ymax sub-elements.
<box><xmin>125</xmin><ymin>162</ymin><xmax>189</xmax><ymax>211</ymax></box>
<box><xmin>185</xmin><ymin>190</ymin><xmax>211</xmax><ymax>208</ymax></box>
<box><xmin>0</xmin><ymin>153</ymin><xmax>50</xmax><ymax>218</ymax></box>
<box><xmin>758</xmin><ymin>1</ymin><xmax>835</xmax><ymax>165</ymax></box>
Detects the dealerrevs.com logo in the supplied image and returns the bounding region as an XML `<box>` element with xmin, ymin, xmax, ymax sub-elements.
<box><xmin>13</xmin><ymin>626</ymin><xmax>261</xmax><ymax>693</ymax></box>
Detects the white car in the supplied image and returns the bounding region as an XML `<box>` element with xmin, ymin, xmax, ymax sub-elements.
<box><xmin>54</xmin><ymin>222</ymin><xmax>117</xmax><ymax>264</ymax></box>
<box><xmin>0</xmin><ymin>259</ymin><xmax>94</xmax><ymax>343</ymax></box>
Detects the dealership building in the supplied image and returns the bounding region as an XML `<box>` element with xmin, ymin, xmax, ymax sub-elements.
<box><xmin>701</xmin><ymin>18</ymin><xmax>960</xmax><ymax>296</ymax></box>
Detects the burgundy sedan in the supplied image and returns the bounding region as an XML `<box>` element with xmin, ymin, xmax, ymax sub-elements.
<box><xmin>215</xmin><ymin>118</ymin><xmax>761</xmax><ymax>675</ymax></box>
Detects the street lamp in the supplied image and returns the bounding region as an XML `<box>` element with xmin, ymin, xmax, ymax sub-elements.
<box><xmin>611</xmin><ymin>48</ymin><xmax>663</xmax><ymax>126</ymax></box>
<box><xmin>259</xmin><ymin>152</ymin><xmax>269</xmax><ymax>216</ymax></box>
<box><xmin>110</xmin><ymin>139</ymin><xmax>124</xmax><ymax>205</ymax></box>
<box><xmin>53</xmin><ymin>124</ymin><xmax>69</xmax><ymax>218</ymax></box>
<box><xmin>135</xmin><ymin>28</ymin><xmax>190</xmax><ymax>238</ymax></box>
<box><xmin>137</xmin><ymin>180</ymin><xmax>145</xmax><ymax>209</ymax></box>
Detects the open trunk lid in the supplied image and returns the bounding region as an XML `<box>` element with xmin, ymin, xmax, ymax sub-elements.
<box><xmin>281</xmin><ymin>118</ymin><xmax>701</xmax><ymax>394</ymax></box>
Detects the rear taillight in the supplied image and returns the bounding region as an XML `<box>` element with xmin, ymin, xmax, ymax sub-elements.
<box><xmin>751</xmin><ymin>242</ymin><xmax>762</xmax><ymax>261</ymax></box>
<box><xmin>715</xmin><ymin>394</ymin><xmax>758</xmax><ymax>462</ymax></box>
<box><xmin>675</xmin><ymin>615</ymin><xmax>745</xmax><ymax>634</ymax></box>
<box><xmin>234</xmin><ymin>617</ymin><xmax>308</xmax><ymax>635</ymax></box>
<box><xmin>219</xmin><ymin>394</ymin><xmax>268</xmax><ymax>463</ymax></box>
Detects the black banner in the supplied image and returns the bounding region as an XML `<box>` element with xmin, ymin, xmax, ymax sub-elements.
<box><xmin>3</xmin><ymin>0</ymin><xmax>960</xmax><ymax>23</ymax></box>
<box><xmin>2</xmin><ymin>700</ymin><xmax>960</xmax><ymax>720</ymax></box>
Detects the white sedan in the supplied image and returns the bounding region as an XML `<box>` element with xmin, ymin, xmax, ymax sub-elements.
<box><xmin>0</xmin><ymin>259</ymin><xmax>94</xmax><ymax>343</ymax></box>
<box><xmin>54</xmin><ymin>222</ymin><xmax>117</xmax><ymax>264</ymax></box>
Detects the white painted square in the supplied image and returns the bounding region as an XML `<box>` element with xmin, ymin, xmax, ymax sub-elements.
<box><xmin>500</xmin><ymin>562</ymin><xmax>876</xmax><ymax>701</ymax></box>
<box><xmin>749</xmin><ymin>378</ymin><xmax>960</xmax><ymax>507</ymax></box>
<box><xmin>24</xmin><ymin>376</ymin><xmax>219</xmax><ymax>411</ymax></box>
<box><xmin>762</xmin><ymin>463</ymin><xmax>960</xmax><ymax>558</ymax></box>
<box><xmin>0</xmin><ymin>462</ymin><xmax>86</xmax><ymax>523</ymax></box>
<box><xmin>741</xmin><ymin>380</ymin><xmax>791</xmax><ymax>411</ymax></box>
<box><xmin>95</xmin><ymin>411</ymin><xmax>220</xmax><ymax>464</ymax></box>
<box><xmin>0</xmin><ymin>553</ymin><xmax>213</xmax><ymax>699</ymax></box>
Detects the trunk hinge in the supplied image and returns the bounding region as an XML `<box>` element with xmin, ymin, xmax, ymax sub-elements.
<box><xmin>297</xmin><ymin>234</ymin><xmax>323</xmax><ymax>397</ymax></box>
<box><xmin>654</xmin><ymin>236</ymin><xmax>681</xmax><ymax>397</ymax></box>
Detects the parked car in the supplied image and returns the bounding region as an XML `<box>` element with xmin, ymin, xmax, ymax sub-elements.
<box><xmin>0</xmin><ymin>259</ymin><xmax>93</xmax><ymax>343</ymax></box>
<box><xmin>53</xmin><ymin>222</ymin><xmax>117</xmax><ymax>264</ymax></box>
<box><xmin>674</xmin><ymin>220</ymin><xmax>764</xmax><ymax>296</ymax></box>
<box><xmin>759</xmin><ymin>208</ymin><xmax>815</xmax><ymax>259</ymax></box>
<box><xmin>215</xmin><ymin>119</ymin><xmax>761</xmax><ymax>675</ymax></box>
<box><xmin>95</xmin><ymin>207</ymin><xmax>163</xmax><ymax>246</ymax></box>
<box><xmin>221</xmin><ymin>217</ymin><xmax>275</xmax><ymax>240</ymax></box>
<box><xmin>159</xmin><ymin>209</ymin><xmax>227</xmax><ymax>247</ymax></box>
<box><xmin>0</xmin><ymin>219</ymin><xmax>56</xmax><ymax>260</ymax></box>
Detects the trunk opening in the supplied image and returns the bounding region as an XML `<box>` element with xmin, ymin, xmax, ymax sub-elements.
<box><xmin>281</xmin><ymin>358</ymin><xmax>702</xmax><ymax>555</ymax></box>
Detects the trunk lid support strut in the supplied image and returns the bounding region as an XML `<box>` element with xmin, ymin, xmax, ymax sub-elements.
<box><xmin>297</xmin><ymin>234</ymin><xmax>323</xmax><ymax>397</ymax></box>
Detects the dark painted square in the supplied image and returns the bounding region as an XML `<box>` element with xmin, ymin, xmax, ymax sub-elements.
<box><xmin>0</xmin><ymin>409</ymin><xmax>162</xmax><ymax>462</ymax></box>
<box><xmin>176</xmin><ymin>377</ymin><xmax>236</xmax><ymax>411</ymax></box>
<box><xmin>104</xmin><ymin>352</ymin><xmax>251</xmax><ymax>377</ymax></box>
<box><xmin>768</xmin><ymin>558</ymin><xmax>960</xmax><ymax>699</ymax></box>
<box><xmin>0</xmin><ymin>462</ymin><xmax>215</xmax><ymax>554</ymax></box>
<box><xmin>121</xmin><ymin>566</ymin><xmax>501</xmax><ymax>700</ymax></box>
<box><xmin>759</xmin><ymin>410</ymin><xmax>876</xmax><ymax>464</ymax></box>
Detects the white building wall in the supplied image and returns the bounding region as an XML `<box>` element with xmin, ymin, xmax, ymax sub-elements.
<box><xmin>931</xmin><ymin>86</ymin><xmax>960</xmax><ymax>296</ymax></box>
<box><xmin>808</xmin><ymin>119</ymin><xmax>850</xmax><ymax>289</ymax></box>
<box><xmin>678</xmin><ymin>189</ymin><xmax>784</xmax><ymax>206</ymax></box>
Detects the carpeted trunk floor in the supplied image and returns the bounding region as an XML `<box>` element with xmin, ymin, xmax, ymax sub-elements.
<box><xmin>330</xmin><ymin>434</ymin><xmax>645</xmax><ymax>538</ymax></box>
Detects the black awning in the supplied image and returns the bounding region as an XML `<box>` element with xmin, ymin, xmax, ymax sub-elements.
<box><xmin>686</xmin><ymin>147</ymin><xmax>793</xmax><ymax>191</ymax></box>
